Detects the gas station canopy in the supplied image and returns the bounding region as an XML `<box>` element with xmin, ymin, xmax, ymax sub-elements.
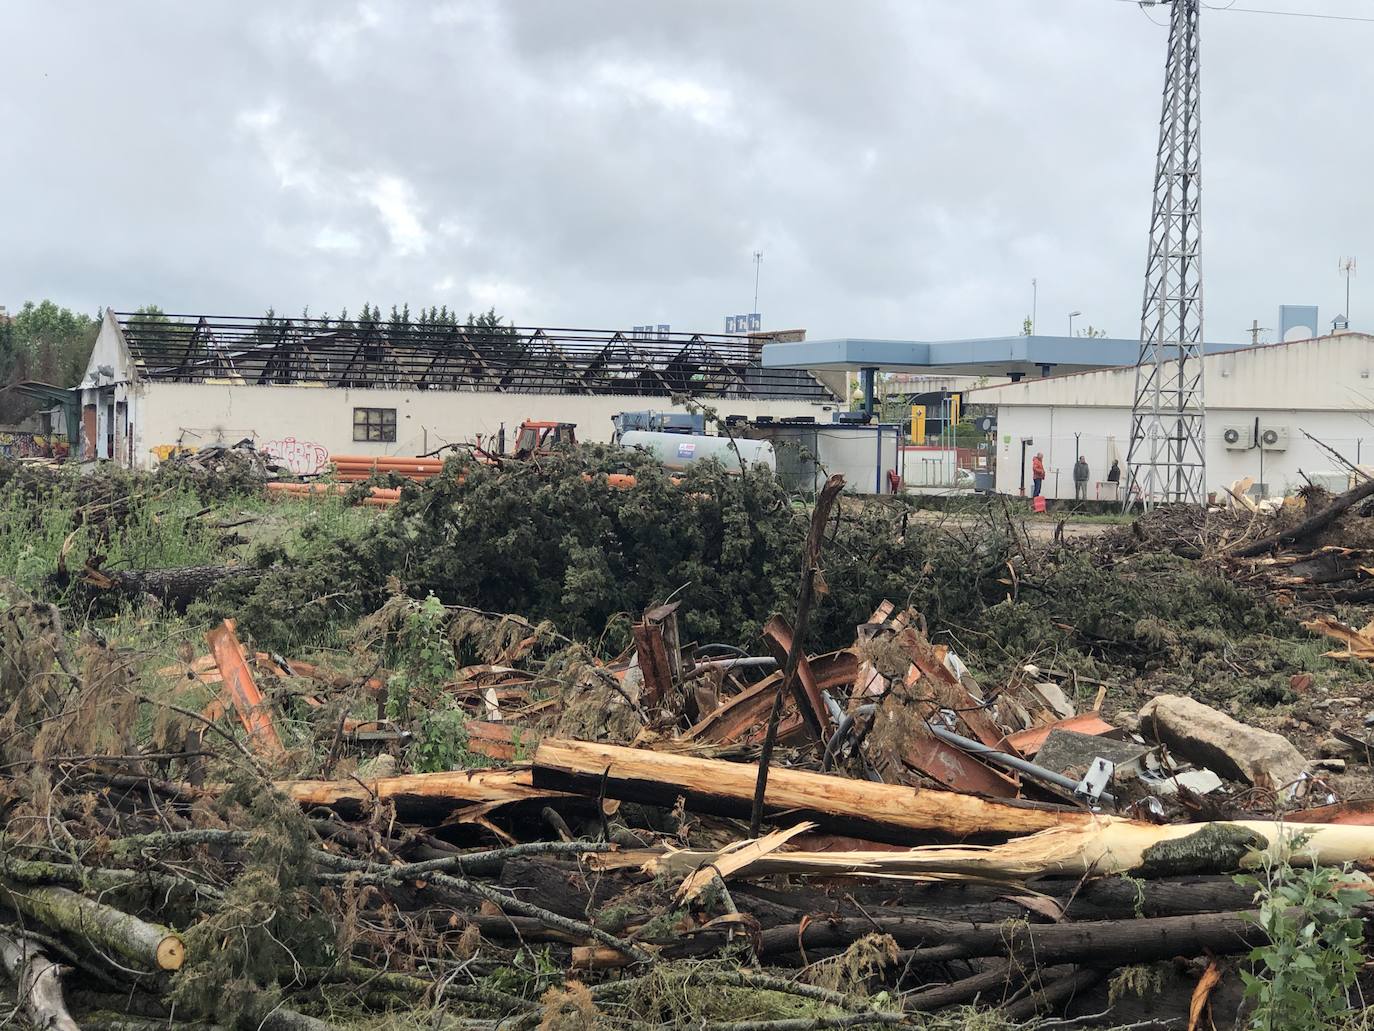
<box><xmin>761</xmin><ymin>335</ymin><xmax>1245</xmax><ymax>380</ymax></box>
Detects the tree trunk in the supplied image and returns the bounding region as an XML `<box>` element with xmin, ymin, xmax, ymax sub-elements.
<box><xmin>93</xmin><ymin>564</ymin><xmax>261</xmax><ymax>611</ymax></box>
<box><xmin>0</xmin><ymin>882</ymin><xmax>185</xmax><ymax>971</ymax></box>
<box><xmin>732</xmin><ymin>874</ymin><xmax>1255</xmax><ymax>926</ymax></box>
<box><xmin>531</xmin><ymin>739</ymin><xmax>1090</xmax><ymax>845</ymax></box>
<box><xmin>0</xmin><ymin>932</ymin><xmax>80</xmax><ymax>1031</ymax></box>
<box><xmin>757</xmin><ymin>910</ymin><xmax>1268</xmax><ymax>965</ymax></box>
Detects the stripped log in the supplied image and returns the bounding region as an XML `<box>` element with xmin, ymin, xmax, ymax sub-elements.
<box><xmin>0</xmin><ymin>932</ymin><xmax>80</xmax><ymax>1031</ymax></box>
<box><xmin>531</xmin><ymin>739</ymin><xmax>1093</xmax><ymax>844</ymax></box>
<box><xmin>661</xmin><ymin>819</ymin><xmax>1374</xmax><ymax>883</ymax></box>
<box><xmin>0</xmin><ymin>883</ymin><xmax>185</xmax><ymax>971</ymax></box>
<box><xmin>277</xmin><ymin>767</ymin><xmax>570</xmax><ymax>820</ymax></box>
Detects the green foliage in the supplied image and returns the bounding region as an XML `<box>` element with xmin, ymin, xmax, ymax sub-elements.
<box><xmin>372</xmin><ymin>594</ymin><xmax>456</xmax><ymax>722</ymax></box>
<box><xmin>1</xmin><ymin>300</ymin><xmax>98</xmax><ymax>418</ymax></box>
<box><xmin>169</xmin><ymin>779</ymin><xmax>334</xmax><ymax>1028</ymax></box>
<box><xmin>208</xmin><ymin>447</ymin><xmax>1356</xmax><ymax>703</ymax></box>
<box><xmin>1237</xmin><ymin>838</ymin><xmax>1366</xmax><ymax>1031</ymax></box>
<box><xmin>0</xmin><ymin>464</ymin><xmax>228</xmax><ymax>592</ymax></box>
<box><xmin>411</xmin><ymin>701</ymin><xmax>484</xmax><ymax>772</ymax></box>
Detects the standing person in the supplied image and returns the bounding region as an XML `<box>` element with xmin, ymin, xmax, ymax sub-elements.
<box><xmin>1073</xmin><ymin>455</ymin><xmax>1090</xmax><ymax>500</ymax></box>
<box><xmin>1032</xmin><ymin>452</ymin><xmax>1046</xmax><ymax>498</ymax></box>
<box><xmin>1107</xmin><ymin>459</ymin><xmax>1121</xmax><ymax>483</ymax></box>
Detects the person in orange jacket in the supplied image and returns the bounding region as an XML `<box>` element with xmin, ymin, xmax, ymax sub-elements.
<box><xmin>1032</xmin><ymin>452</ymin><xmax>1046</xmax><ymax>498</ymax></box>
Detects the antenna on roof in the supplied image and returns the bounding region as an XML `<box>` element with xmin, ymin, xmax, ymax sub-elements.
<box><xmin>1340</xmin><ymin>256</ymin><xmax>1357</xmax><ymax>324</ymax></box>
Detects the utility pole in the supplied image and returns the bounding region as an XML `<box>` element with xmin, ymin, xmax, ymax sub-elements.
<box><xmin>753</xmin><ymin>251</ymin><xmax>763</xmax><ymax>315</ymax></box>
<box><xmin>1125</xmin><ymin>0</ymin><xmax>1206</xmax><ymax>509</ymax></box>
<box><xmin>1247</xmin><ymin>320</ymin><xmax>1269</xmax><ymax>346</ymax></box>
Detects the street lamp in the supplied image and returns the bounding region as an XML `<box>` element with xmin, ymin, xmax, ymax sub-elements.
<box><xmin>1068</xmin><ymin>310</ymin><xmax>1082</xmax><ymax>337</ymax></box>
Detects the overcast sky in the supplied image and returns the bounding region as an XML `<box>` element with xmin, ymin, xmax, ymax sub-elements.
<box><xmin>2</xmin><ymin>0</ymin><xmax>1369</xmax><ymax>344</ymax></box>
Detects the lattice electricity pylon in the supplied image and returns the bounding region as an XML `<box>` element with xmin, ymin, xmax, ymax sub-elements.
<box><xmin>1125</xmin><ymin>0</ymin><xmax>1206</xmax><ymax>509</ymax></box>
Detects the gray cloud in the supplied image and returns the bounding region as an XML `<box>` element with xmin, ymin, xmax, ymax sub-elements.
<box><xmin>2</xmin><ymin>0</ymin><xmax>1370</xmax><ymax>344</ymax></box>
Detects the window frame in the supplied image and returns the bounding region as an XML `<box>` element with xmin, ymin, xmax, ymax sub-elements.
<box><xmin>352</xmin><ymin>406</ymin><xmax>397</xmax><ymax>443</ymax></box>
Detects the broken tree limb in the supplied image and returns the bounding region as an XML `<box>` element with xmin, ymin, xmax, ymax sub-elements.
<box><xmin>1229</xmin><ymin>476</ymin><xmax>1374</xmax><ymax>557</ymax></box>
<box><xmin>750</xmin><ymin>476</ymin><xmax>846</xmax><ymax>837</ymax></box>
<box><xmin>1002</xmin><ymin>966</ymin><xmax>1103</xmax><ymax>1022</ymax></box>
<box><xmin>0</xmin><ymin>883</ymin><xmax>185</xmax><ymax>971</ymax></box>
<box><xmin>207</xmin><ymin>619</ymin><xmax>286</xmax><ymax>760</ymax></box>
<box><xmin>276</xmin><ymin>767</ymin><xmax>569</xmax><ymax>819</ymax></box>
<box><xmin>0</xmin><ymin>932</ymin><xmax>80</xmax><ymax>1031</ymax></box>
<box><xmin>531</xmin><ymin>739</ymin><xmax>1093</xmax><ymax>844</ymax></box>
<box><xmin>905</xmin><ymin>958</ymin><xmax>1020</xmax><ymax>1011</ymax></box>
<box><xmin>309</xmin><ymin>852</ymin><xmax>654</xmax><ymax>965</ymax></box>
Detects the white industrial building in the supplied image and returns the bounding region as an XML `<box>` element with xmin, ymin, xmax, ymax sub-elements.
<box><xmin>76</xmin><ymin>309</ymin><xmax>841</xmax><ymax>473</ymax></box>
<box><xmin>968</xmin><ymin>332</ymin><xmax>1374</xmax><ymax>501</ymax></box>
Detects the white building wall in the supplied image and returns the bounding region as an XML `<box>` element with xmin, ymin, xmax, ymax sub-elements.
<box><xmin>976</xmin><ymin>334</ymin><xmax>1374</xmax><ymax>500</ymax></box>
<box><xmin>130</xmin><ymin>381</ymin><xmax>839</xmax><ymax>472</ymax></box>
<box><xmin>992</xmin><ymin>403</ymin><xmax>1374</xmax><ymax>500</ymax></box>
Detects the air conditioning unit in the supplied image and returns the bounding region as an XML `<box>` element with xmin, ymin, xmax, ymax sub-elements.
<box><xmin>1222</xmin><ymin>424</ymin><xmax>1254</xmax><ymax>450</ymax></box>
<box><xmin>1259</xmin><ymin>426</ymin><xmax>1289</xmax><ymax>451</ymax></box>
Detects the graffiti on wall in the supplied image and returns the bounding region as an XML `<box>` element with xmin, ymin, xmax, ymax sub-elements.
<box><xmin>0</xmin><ymin>433</ymin><xmax>69</xmax><ymax>459</ymax></box>
<box><xmin>261</xmin><ymin>437</ymin><xmax>330</xmax><ymax>476</ymax></box>
<box><xmin>151</xmin><ymin>444</ymin><xmax>199</xmax><ymax>462</ymax></box>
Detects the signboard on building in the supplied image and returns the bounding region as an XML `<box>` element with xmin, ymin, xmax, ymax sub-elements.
<box><xmin>1279</xmin><ymin>305</ymin><xmax>1318</xmax><ymax>343</ymax></box>
<box><xmin>725</xmin><ymin>314</ymin><xmax>762</xmax><ymax>334</ymax></box>
<box><xmin>631</xmin><ymin>325</ymin><xmax>671</xmax><ymax>340</ymax></box>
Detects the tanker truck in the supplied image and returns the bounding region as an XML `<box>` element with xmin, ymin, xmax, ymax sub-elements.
<box><xmin>610</xmin><ymin>410</ymin><xmax>775</xmax><ymax>474</ymax></box>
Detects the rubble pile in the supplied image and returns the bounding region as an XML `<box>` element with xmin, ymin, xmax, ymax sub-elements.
<box><xmin>5</xmin><ymin>461</ymin><xmax>1374</xmax><ymax>1027</ymax></box>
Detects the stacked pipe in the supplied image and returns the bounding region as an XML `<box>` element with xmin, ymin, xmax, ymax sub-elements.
<box><xmin>329</xmin><ymin>455</ymin><xmax>446</xmax><ymax>482</ymax></box>
<box><xmin>264</xmin><ymin>482</ymin><xmax>400</xmax><ymax>507</ymax></box>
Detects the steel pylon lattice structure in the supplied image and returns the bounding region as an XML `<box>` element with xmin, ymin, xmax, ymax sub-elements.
<box><xmin>1125</xmin><ymin>0</ymin><xmax>1206</xmax><ymax>509</ymax></box>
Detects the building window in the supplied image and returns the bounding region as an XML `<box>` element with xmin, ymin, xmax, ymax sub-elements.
<box><xmin>353</xmin><ymin>407</ymin><xmax>397</xmax><ymax>442</ymax></box>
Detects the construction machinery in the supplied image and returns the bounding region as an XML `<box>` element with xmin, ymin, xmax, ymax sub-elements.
<box><xmin>512</xmin><ymin>420</ymin><xmax>576</xmax><ymax>458</ymax></box>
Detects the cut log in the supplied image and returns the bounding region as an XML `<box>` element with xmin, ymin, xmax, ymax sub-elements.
<box><xmin>0</xmin><ymin>932</ymin><xmax>80</xmax><ymax>1031</ymax></box>
<box><xmin>0</xmin><ymin>882</ymin><xmax>185</xmax><ymax>971</ymax></box>
<box><xmin>278</xmin><ymin>767</ymin><xmax>570</xmax><ymax>819</ymax></box>
<box><xmin>531</xmin><ymin>739</ymin><xmax>1094</xmax><ymax>844</ymax></box>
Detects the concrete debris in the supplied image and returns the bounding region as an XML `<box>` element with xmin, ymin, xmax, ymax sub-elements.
<box><xmin>1139</xmin><ymin>694</ymin><xmax>1309</xmax><ymax>792</ymax></box>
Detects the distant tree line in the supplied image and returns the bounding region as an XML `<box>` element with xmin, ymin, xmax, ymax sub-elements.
<box><xmin>0</xmin><ymin>301</ymin><xmax>99</xmax><ymax>422</ymax></box>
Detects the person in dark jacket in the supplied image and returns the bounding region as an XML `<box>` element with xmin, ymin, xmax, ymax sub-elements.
<box><xmin>1073</xmin><ymin>456</ymin><xmax>1090</xmax><ymax>500</ymax></box>
<box><xmin>1107</xmin><ymin>459</ymin><xmax>1121</xmax><ymax>483</ymax></box>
